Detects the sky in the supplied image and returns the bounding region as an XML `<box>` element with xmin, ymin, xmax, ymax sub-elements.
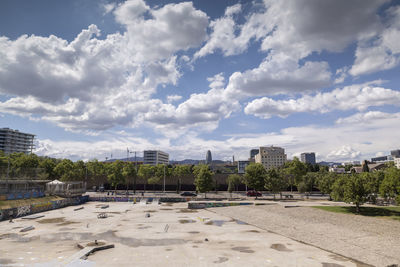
<box><xmin>0</xmin><ymin>0</ymin><xmax>400</xmax><ymax>162</ymax></box>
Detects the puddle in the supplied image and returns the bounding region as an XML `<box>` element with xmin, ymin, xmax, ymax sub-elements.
<box><xmin>270</xmin><ymin>243</ymin><xmax>292</xmax><ymax>252</ymax></box>
<box><xmin>322</xmin><ymin>263</ymin><xmax>345</xmax><ymax>267</ymax></box>
<box><xmin>37</xmin><ymin>217</ymin><xmax>65</xmax><ymax>224</ymax></box>
<box><xmin>214</xmin><ymin>257</ymin><xmax>229</xmax><ymax>264</ymax></box>
<box><xmin>231</xmin><ymin>246</ymin><xmax>254</xmax><ymax>253</ymax></box>
<box><xmin>39</xmin><ymin>230</ymin><xmax>187</xmax><ymax>247</ymax></box>
<box><xmin>235</xmin><ymin>220</ymin><xmax>248</xmax><ymax>225</ymax></box>
<box><xmin>179</xmin><ymin>219</ymin><xmax>196</xmax><ymax>224</ymax></box>
<box><xmin>177</xmin><ymin>209</ymin><xmax>198</xmax><ymax>213</ymax></box>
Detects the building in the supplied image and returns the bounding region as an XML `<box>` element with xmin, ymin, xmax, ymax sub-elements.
<box><xmin>329</xmin><ymin>167</ymin><xmax>346</xmax><ymax>174</ymax></box>
<box><xmin>300</xmin><ymin>152</ymin><xmax>316</xmax><ymax>165</ymax></box>
<box><xmin>206</xmin><ymin>150</ymin><xmax>212</xmax><ymax>165</ymax></box>
<box><xmin>250</xmin><ymin>149</ymin><xmax>259</xmax><ymax>159</ymax></box>
<box><xmin>237</xmin><ymin>160</ymin><xmax>250</xmax><ymax>174</ymax></box>
<box><xmin>255</xmin><ymin>146</ymin><xmax>287</xmax><ymax>170</ymax></box>
<box><xmin>395</xmin><ymin>158</ymin><xmax>400</xmax><ymax>169</ymax></box>
<box><xmin>371</xmin><ymin>155</ymin><xmax>394</xmax><ymax>163</ymax></box>
<box><xmin>391</xmin><ymin>149</ymin><xmax>400</xmax><ymax>158</ymax></box>
<box><xmin>143</xmin><ymin>150</ymin><xmax>169</xmax><ymax>165</ymax></box>
<box><xmin>0</xmin><ymin>128</ymin><xmax>35</xmax><ymax>154</ymax></box>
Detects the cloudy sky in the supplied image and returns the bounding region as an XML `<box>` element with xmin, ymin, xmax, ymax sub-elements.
<box><xmin>1</xmin><ymin>0</ymin><xmax>400</xmax><ymax>162</ymax></box>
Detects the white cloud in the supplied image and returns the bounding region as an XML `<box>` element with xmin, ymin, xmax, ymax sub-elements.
<box><xmin>244</xmin><ymin>81</ymin><xmax>400</xmax><ymax>119</ymax></box>
<box><xmin>35</xmin><ymin>111</ymin><xmax>400</xmax><ymax>163</ymax></box>
<box><xmin>334</xmin><ymin>67</ymin><xmax>348</xmax><ymax>84</ymax></box>
<box><xmin>166</xmin><ymin>95</ymin><xmax>182</xmax><ymax>103</ymax></box>
<box><xmin>102</xmin><ymin>3</ymin><xmax>116</xmax><ymax>15</ymax></box>
<box><xmin>226</xmin><ymin>52</ymin><xmax>331</xmax><ymax>98</ymax></box>
<box><xmin>350</xmin><ymin>5</ymin><xmax>400</xmax><ymax>76</ymax></box>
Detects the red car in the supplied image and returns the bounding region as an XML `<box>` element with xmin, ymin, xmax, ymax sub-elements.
<box><xmin>246</xmin><ymin>190</ymin><xmax>262</xmax><ymax>197</ymax></box>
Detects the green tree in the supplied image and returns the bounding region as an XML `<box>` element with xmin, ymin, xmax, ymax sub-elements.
<box><xmin>330</xmin><ymin>175</ymin><xmax>346</xmax><ymax>202</ymax></box>
<box><xmin>73</xmin><ymin>160</ymin><xmax>87</xmax><ymax>181</ymax></box>
<box><xmin>283</xmin><ymin>157</ymin><xmax>307</xmax><ymax>192</ymax></box>
<box><xmin>54</xmin><ymin>159</ymin><xmax>75</xmax><ymax>181</ymax></box>
<box><xmin>379</xmin><ymin>167</ymin><xmax>400</xmax><ymax>204</ymax></box>
<box><xmin>227</xmin><ymin>174</ymin><xmax>242</xmax><ymax>198</ymax></box>
<box><xmin>193</xmin><ymin>164</ymin><xmax>214</xmax><ymax>198</ymax></box>
<box><xmin>122</xmin><ymin>163</ymin><xmax>137</xmax><ymax>193</ymax></box>
<box><xmin>332</xmin><ymin>174</ymin><xmax>369</xmax><ymax>213</ymax></box>
<box><xmin>87</xmin><ymin>159</ymin><xmax>107</xmax><ymax>183</ymax></box>
<box><xmin>316</xmin><ymin>171</ymin><xmax>336</xmax><ymax>199</ymax></box>
<box><xmin>244</xmin><ymin>163</ymin><xmax>266</xmax><ymax>199</ymax></box>
<box><xmin>138</xmin><ymin>164</ymin><xmax>154</xmax><ymax>192</ymax></box>
<box><xmin>173</xmin><ymin>165</ymin><xmax>191</xmax><ymax>193</ymax></box>
<box><xmin>264</xmin><ymin>168</ymin><xmax>286</xmax><ymax>200</ymax></box>
<box><xmin>39</xmin><ymin>157</ymin><xmax>57</xmax><ymax>180</ymax></box>
<box><xmin>107</xmin><ymin>160</ymin><xmax>125</xmax><ymax>191</ymax></box>
<box><xmin>298</xmin><ymin>172</ymin><xmax>317</xmax><ymax>196</ymax></box>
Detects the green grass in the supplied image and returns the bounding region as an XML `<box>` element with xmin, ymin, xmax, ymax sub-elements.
<box><xmin>313</xmin><ymin>206</ymin><xmax>400</xmax><ymax>221</ymax></box>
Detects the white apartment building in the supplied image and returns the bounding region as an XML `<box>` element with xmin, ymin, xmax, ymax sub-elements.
<box><xmin>0</xmin><ymin>128</ymin><xmax>35</xmax><ymax>154</ymax></box>
<box><xmin>143</xmin><ymin>150</ymin><xmax>169</xmax><ymax>165</ymax></box>
<box><xmin>255</xmin><ymin>146</ymin><xmax>287</xmax><ymax>170</ymax></box>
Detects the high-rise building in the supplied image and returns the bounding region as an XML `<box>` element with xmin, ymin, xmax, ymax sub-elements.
<box><xmin>391</xmin><ymin>149</ymin><xmax>400</xmax><ymax>158</ymax></box>
<box><xmin>206</xmin><ymin>150</ymin><xmax>212</xmax><ymax>165</ymax></box>
<box><xmin>143</xmin><ymin>150</ymin><xmax>169</xmax><ymax>165</ymax></box>
<box><xmin>0</xmin><ymin>128</ymin><xmax>35</xmax><ymax>154</ymax></box>
<box><xmin>300</xmin><ymin>152</ymin><xmax>316</xmax><ymax>165</ymax></box>
<box><xmin>250</xmin><ymin>149</ymin><xmax>259</xmax><ymax>159</ymax></box>
<box><xmin>255</xmin><ymin>146</ymin><xmax>287</xmax><ymax>170</ymax></box>
<box><xmin>238</xmin><ymin>160</ymin><xmax>250</xmax><ymax>174</ymax></box>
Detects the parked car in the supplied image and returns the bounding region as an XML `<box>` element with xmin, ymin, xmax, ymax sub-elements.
<box><xmin>246</xmin><ymin>190</ymin><xmax>262</xmax><ymax>197</ymax></box>
<box><xmin>180</xmin><ymin>192</ymin><xmax>197</xmax><ymax>197</ymax></box>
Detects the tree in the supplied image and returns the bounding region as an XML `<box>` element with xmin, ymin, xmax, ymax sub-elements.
<box><xmin>54</xmin><ymin>159</ymin><xmax>75</xmax><ymax>181</ymax></box>
<box><xmin>264</xmin><ymin>168</ymin><xmax>286</xmax><ymax>200</ymax></box>
<box><xmin>244</xmin><ymin>163</ymin><xmax>266</xmax><ymax>199</ymax></box>
<box><xmin>380</xmin><ymin>167</ymin><xmax>400</xmax><ymax>204</ymax></box>
<box><xmin>227</xmin><ymin>174</ymin><xmax>241</xmax><ymax>198</ymax></box>
<box><xmin>87</xmin><ymin>159</ymin><xmax>107</xmax><ymax>183</ymax></box>
<box><xmin>138</xmin><ymin>164</ymin><xmax>154</xmax><ymax>192</ymax></box>
<box><xmin>193</xmin><ymin>164</ymin><xmax>214</xmax><ymax>198</ymax></box>
<box><xmin>173</xmin><ymin>165</ymin><xmax>191</xmax><ymax>193</ymax></box>
<box><xmin>122</xmin><ymin>163</ymin><xmax>137</xmax><ymax>193</ymax></box>
<box><xmin>362</xmin><ymin>160</ymin><xmax>369</xmax><ymax>173</ymax></box>
<box><xmin>316</xmin><ymin>171</ymin><xmax>336</xmax><ymax>199</ymax></box>
<box><xmin>332</xmin><ymin>174</ymin><xmax>369</xmax><ymax>213</ymax></box>
<box><xmin>283</xmin><ymin>157</ymin><xmax>307</xmax><ymax>192</ymax></box>
<box><xmin>39</xmin><ymin>157</ymin><xmax>57</xmax><ymax>180</ymax></box>
<box><xmin>298</xmin><ymin>172</ymin><xmax>317</xmax><ymax>196</ymax></box>
<box><xmin>107</xmin><ymin>160</ymin><xmax>125</xmax><ymax>191</ymax></box>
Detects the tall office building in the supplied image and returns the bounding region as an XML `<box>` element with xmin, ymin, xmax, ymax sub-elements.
<box><xmin>255</xmin><ymin>146</ymin><xmax>287</xmax><ymax>170</ymax></box>
<box><xmin>250</xmin><ymin>149</ymin><xmax>259</xmax><ymax>159</ymax></box>
<box><xmin>0</xmin><ymin>128</ymin><xmax>35</xmax><ymax>154</ymax></box>
<box><xmin>300</xmin><ymin>152</ymin><xmax>316</xmax><ymax>165</ymax></box>
<box><xmin>206</xmin><ymin>150</ymin><xmax>212</xmax><ymax>165</ymax></box>
<box><xmin>143</xmin><ymin>150</ymin><xmax>169</xmax><ymax>165</ymax></box>
<box><xmin>391</xmin><ymin>149</ymin><xmax>400</xmax><ymax>158</ymax></box>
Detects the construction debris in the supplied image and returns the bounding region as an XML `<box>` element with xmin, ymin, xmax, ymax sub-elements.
<box><xmin>20</xmin><ymin>226</ymin><xmax>35</xmax><ymax>232</ymax></box>
<box><xmin>97</xmin><ymin>213</ymin><xmax>108</xmax><ymax>219</ymax></box>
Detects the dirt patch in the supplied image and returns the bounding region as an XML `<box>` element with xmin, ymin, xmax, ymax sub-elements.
<box><xmin>188</xmin><ymin>231</ymin><xmax>200</xmax><ymax>234</ymax></box>
<box><xmin>214</xmin><ymin>257</ymin><xmax>229</xmax><ymax>264</ymax></box>
<box><xmin>37</xmin><ymin>217</ymin><xmax>65</xmax><ymax>224</ymax></box>
<box><xmin>179</xmin><ymin>219</ymin><xmax>195</xmax><ymax>224</ymax></box>
<box><xmin>160</xmin><ymin>208</ymin><xmax>173</xmax><ymax>210</ymax></box>
<box><xmin>231</xmin><ymin>246</ymin><xmax>254</xmax><ymax>253</ymax></box>
<box><xmin>58</xmin><ymin>221</ymin><xmax>79</xmax><ymax>226</ymax></box>
<box><xmin>329</xmin><ymin>254</ymin><xmax>349</xmax><ymax>262</ymax></box>
<box><xmin>165</xmin><ymin>248</ymin><xmax>173</xmax><ymax>251</ymax></box>
<box><xmin>270</xmin><ymin>243</ymin><xmax>292</xmax><ymax>252</ymax></box>
<box><xmin>0</xmin><ymin>258</ymin><xmax>14</xmax><ymax>264</ymax></box>
<box><xmin>144</xmin><ymin>210</ymin><xmax>157</xmax><ymax>213</ymax></box>
<box><xmin>59</xmin><ymin>227</ymin><xmax>74</xmax><ymax>231</ymax></box>
<box><xmin>245</xmin><ymin>230</ymin><xmax>260</xmax><ymax>233</ymax></box>
<box><xmin>192</xmin><ymin>245</ymin><xmax>198</xmax><ymax>248</ymax></box>
<box><xmin>193</xmin><ymin>240</ymin><xmax>203</xmax><ymax>244</ymax></box>
<box><xmin>138</xmin><ymin>226</ymin><xmax>152</xmax><ymax>229</ymax></box>
<box><xmin>177</xmin><ymin>209</ymin><xmax>198</xmax><ymax>213</ymax></box>
<box><xmin>322</xmin><ymin>263</ymin><xmax>345</xmax><ymax>267</ymax></box>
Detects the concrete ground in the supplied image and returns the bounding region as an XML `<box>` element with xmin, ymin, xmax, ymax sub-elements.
<box><xmin>0</xmin><ymin>201</ymin><xmax>366</xmax><ymax>267</ymax></box>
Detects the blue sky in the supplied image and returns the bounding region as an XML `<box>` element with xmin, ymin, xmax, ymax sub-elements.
<box><xmin>1</xmin><ymin>0</ymin><xmax>400</xmax><ymax>162</ymax></box>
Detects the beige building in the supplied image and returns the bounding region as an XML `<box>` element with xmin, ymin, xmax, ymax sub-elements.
<box><xmin>395</xmin><ymin>157</ymin><xmax>400</xmax><ymax>169</ymax></box>
<box><xmin>255</xmin><ymin>146</ymin><xmax>287</xmax><ymax>170</ymax></box>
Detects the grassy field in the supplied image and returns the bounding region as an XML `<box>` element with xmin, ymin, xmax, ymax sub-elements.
<box><xmin>0</xmin><ymin>196</ymin><xmax>64</xmax><ymax>209</ymax></box>
<box><xmin>313</xmin><ymin>206</ymin><xmax>400</xmax><ymax>221</ymax></box>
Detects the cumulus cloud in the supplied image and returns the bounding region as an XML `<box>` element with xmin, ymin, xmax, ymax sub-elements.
<box><xmin>350</xmin><ymin>5</ymin><xmax>400</xmax><ymax>76</ymax></box>
<box><xmin>35</xmin><ymin>110</ymin><xmax>400</xmax><ymax>162</ymax></box>
<box><xmin>166</xmin><ymin>95</ymin><xmax>182</xmax><ymax>103</ymax></box>
<box><xmin>244</xmin><ymin>81</ymin><xmax>400</xmax><ymax>119</ymax></box>
<box><xmin>225</xmin><ymin>52</ymin><xmax>331</xmax><ymax>97</ymax></box>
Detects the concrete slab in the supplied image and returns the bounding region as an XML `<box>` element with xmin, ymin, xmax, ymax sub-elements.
<box><xmin>0</xmin><ymin>202</ymin><xmax>366</xmax><ymax>266</ymax></box>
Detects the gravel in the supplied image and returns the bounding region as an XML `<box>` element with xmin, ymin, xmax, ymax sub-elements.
<box><xmin>209</xmin><ymin>203</ymin><xmax>400</xmax><ymax>267</ymax></box>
